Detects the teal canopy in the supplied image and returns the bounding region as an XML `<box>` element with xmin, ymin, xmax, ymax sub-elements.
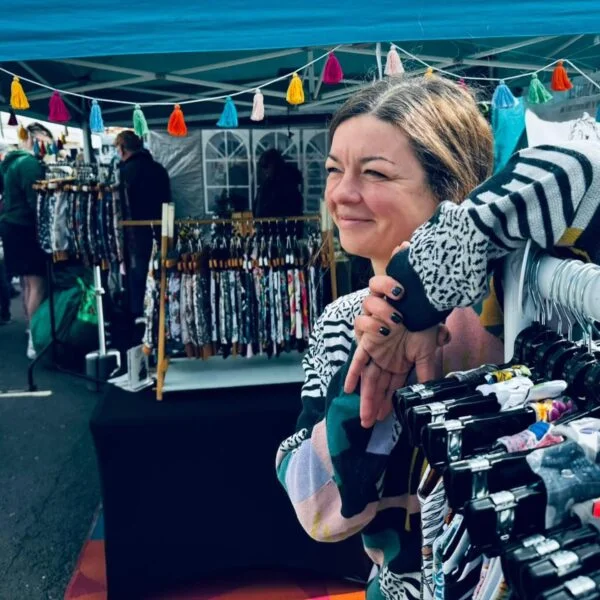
<box><xmin>1</xmin><ymin>3</ymin><xmax>598</xmax><ymax>127</ymax></box>
<box><xmin>2</xmin><ymin>0</ymin><xmax>600</xmax><ymax>62</ymax></box>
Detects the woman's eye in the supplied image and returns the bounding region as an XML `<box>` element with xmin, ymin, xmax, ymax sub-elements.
<box><xmin>326</xmin><ymin>166</ymin><xmax>340</xmax><ymax>174</ymax></box>
<box><xmin>364</xmin><ymin>170</ymin><xmax>387</xmax><ymax>179</ymax></box>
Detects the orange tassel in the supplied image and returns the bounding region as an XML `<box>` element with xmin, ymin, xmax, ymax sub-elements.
<box><xmin>167</xmin><ymin>104</ymin><xmax>187</xmax><ymax>136</ymax></box>
<box><xmin>551</xmin><ymin>60</ymin><xmax>573</xmax><ymax>92</ymax></box>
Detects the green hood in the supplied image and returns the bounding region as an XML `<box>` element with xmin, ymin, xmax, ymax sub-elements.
<box><xmin>0</xmin><ymin>149</ymin><xmax>32</xmax><ymax>174</ymax></box>
<box><xmin>0</xmin><ymin>149</ymin><xmax>43</xmax><ymax>227</ymax></box>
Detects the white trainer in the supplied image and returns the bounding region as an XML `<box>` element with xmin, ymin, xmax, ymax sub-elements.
<box><xmin>27</xmin><ymin>333</ymin><xmax>37</xmax><ymax>360</ymax></box>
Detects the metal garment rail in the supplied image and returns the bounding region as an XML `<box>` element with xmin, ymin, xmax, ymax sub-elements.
<box><xmin>503</xmin><ymin>243</ymin><xmax>600</xmax><ymax>362</ymax></box>
<box><xmin>120</xmin><ymin>205</ymin><xmax>337</xmax><ymax>400</ymax></box>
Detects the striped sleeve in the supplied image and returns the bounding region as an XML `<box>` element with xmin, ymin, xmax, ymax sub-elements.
<box><xmin>275</xmin><ymin>291</ymin><xmax>403</xmax><ymax>542</ymax></box>
<box><xmin>386</xmin><ymin>143</ymin><xmax>600</xmax><ymax>331</ymax></box>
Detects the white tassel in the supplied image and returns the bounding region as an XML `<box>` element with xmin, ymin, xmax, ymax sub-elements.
<box><xmin>251</xmin><ymin>89</ymin><xmax>264</xmax><ymax>122</ymax></box>
<box><xmin>385</xmin><ymin>45</ymin><xmax>404</xmax><ymax>76</ymax></box>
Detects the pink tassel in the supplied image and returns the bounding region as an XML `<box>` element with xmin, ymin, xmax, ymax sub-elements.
<box><xmin>49</xmin><ymin>91</ymin><xmax>71</xmax><ymax>123</ymax></box>
<box><xmin>250</xmin><ymin>89</ymin><xmax>265</xmax><ymax>122</ymax></box>
<box><xmin>384</xmin><ymin>45</ymin><xmax>404</xmax><ymax>76</ymax></box>
<box><xmin>322</xmin><ymin>53</ymin><xmax>344</xmax><ymax>85</ymax></box>
<box><xmin>459</xmin><ymin>78</ymin><xmax>468</xmax><ymax>89</ymax></box>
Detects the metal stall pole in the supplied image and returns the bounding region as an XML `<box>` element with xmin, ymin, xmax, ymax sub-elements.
<box><xmin>85</xmin><ymin>265</ymin><xmax>121</xmax><ymax>391</ymax></box>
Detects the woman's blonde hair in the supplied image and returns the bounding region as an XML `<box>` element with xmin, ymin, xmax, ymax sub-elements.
<box><xmin>329</xmin><ymin>77</ymin><xmax>493</xmax><ymax>204</ymax></box>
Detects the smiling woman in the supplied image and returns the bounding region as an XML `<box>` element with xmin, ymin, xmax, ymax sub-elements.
<box><xmin>325</xmin><ymin>115</ymin><xmax>438</xmax><ymax>275</ymax></box>
<box><xmin>325</xmin><ymin>78</ymin><xmax>492</xmax><ymax>275</ymax></box>
<box><xmin>275</xmin><ymin>77</ymin><xmax>505</xmax><ymax>600</ymax></box>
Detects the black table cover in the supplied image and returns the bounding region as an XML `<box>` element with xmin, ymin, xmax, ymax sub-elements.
<box><xmin>90</xmin><ymin>382</ymin><xmax>369</xmax><ymax>599</ymax></box>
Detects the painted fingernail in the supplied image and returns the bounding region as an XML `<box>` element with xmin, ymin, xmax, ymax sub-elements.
<box><xmin>379</xmin><ymin>326</ymin><xmax>390</xmax><ymax>336</ymax></box>
<box><xmin>391</xmin><ymin>312</ymin><xmax>403</xmax><ymax>324</ymax></box>
<box><xmin>391</xmin><ymin>286</ymin><xmax>404</xmax><ymax>298</ymax></box>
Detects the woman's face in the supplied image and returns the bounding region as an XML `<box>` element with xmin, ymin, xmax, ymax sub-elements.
<box><xmin>325</xmin><ymin>115</ymin><xmax>438</xmax><ymax>272</ymax></box>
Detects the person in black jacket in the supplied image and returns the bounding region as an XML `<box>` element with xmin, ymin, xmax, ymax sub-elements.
<box><xmin>253</xmin><ymin>149</ymin><xmax>304</xmax><ymax>220</ymax></box>
<box><xmin>115</xmin><ymin>130</ymin><xmax>171</xmax><ymax>317</ymax></box>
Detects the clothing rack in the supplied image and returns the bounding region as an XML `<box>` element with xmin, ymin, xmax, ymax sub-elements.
<box><xmin>26</xmin><ymin>178</ymin><xmax>121</xmax><ymax>392</ymax></box>
<box><xmin>33</xmin><ymin>179</ymin><xmax>124</xmax><ymax>268</ymax></box>
<box><xmin>503</xmin><ymin>241</ymin><xmax>600</xmax><ymax>361</ymax></box>
<box><xmin>121</xmin><ymin>204</ymin><xmax>337</xmax><ymax>400</ymax></box>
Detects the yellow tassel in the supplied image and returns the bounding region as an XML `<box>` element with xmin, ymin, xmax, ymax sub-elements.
<box><xmin>17</xmin><ymin>124</ymin><xmax>29</xmax><ymax>142</ymax></box>
<box><xmin>286</xmin><ymin>73</ymin><xmax>305</xmax><ymax>106</ymax></box>
<box><xmin>11</xmin><ymin>77</ymin><xmax>30</xmax><ymax>110</ymax></box>
<box><xmin>424</xmin><ymin>67</ymin><xmax>434</xmax><ymax>80</ymax></box>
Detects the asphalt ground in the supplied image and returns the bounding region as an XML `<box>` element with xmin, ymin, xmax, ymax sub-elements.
<box><xmin>0</xmin><ymin>286</ymin><xmax>101</xmax><ymax>600</ymax></box>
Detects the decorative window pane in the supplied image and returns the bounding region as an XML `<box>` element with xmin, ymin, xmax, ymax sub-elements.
<box><xmin>302</xmin><ymin>130</ymin><xmax>329</xmax><ymax>214</ymax></box>
<box><xmin>202</xmin><ymin>130</ymin><xmax>251</xmax><ymax>214</ymax></box>
<box><xmin>205</xmin><ymin>161</ymin><xmax>226</xmax><ymax>187</ymax></box>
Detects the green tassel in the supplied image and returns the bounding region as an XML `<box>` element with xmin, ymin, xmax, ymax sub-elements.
<box><xmin>133</xmin><ymin>104</ymin><xmax>149</xmax><ymax>137</ymax></box>
<box><xmin>528</xmin><ymin>74</ymin><xmax>553</xmax><ymax>104</ymax></box>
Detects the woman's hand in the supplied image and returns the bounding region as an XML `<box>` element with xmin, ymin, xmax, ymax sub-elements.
<box><xmin>345</xmin><ymin>274</ymin><xmax>451</xmax><ymax>429</ymax></box>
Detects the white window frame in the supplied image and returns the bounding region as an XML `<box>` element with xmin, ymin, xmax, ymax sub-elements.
<box><xmin>202</xmin><ymin>129</ymin><xmax>251</xmax><ymax>215</ymax></box>
<box><xmin>301</xmin><ymin>128</ymin><xmax>329</xmax><ymax>213</ymax></box>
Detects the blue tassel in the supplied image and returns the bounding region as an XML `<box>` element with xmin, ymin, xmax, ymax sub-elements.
<box><xmin>217</xmin><ymin>97</ymin><xmax>238</xmax><ymax>128</ymax></box>
<box><xmin>51</xmin><ymin>141</ymin><xmax>59</xmax><ymax>155</ymax></box>
<box><xmin>492</xmin><ymin>80</ymin><xmax>517</xmax><ymax>109</ymax></box>
<box><xmin>596</xmin><ymin>104</ymin><xmax>600</xmax><ymax>122</ymax></box>
<box><xmin>32</xmin><ymin>138</ymin><xmax>40</xmax><ymax>156</ymax></box>
<box><xmin>89</xmin><ymin>100</ymin><xmax>105</xmax><ymax>133</ymax></box>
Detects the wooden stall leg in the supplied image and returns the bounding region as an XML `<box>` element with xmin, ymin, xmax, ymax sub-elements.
<box><xmin>326</xmin><ymin>229</ymin><xmax>338</xmax><ymax>301</ymax></box>
<box><xmin>156</xmin><ymin>205</ymin><xmax>170</xmax><ymax>401</ymax></box>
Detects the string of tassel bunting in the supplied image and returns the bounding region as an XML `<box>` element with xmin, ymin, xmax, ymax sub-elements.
<box><xmin>2</xmin><ymin>44</ymin><xmax>593</xmax><ymax>138</ymax></box>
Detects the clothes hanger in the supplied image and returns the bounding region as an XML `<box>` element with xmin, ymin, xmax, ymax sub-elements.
<box><xmin>519</xmin><ymin>541</ymin><xmax>600</xmax><ymax>600</ymax></box>
<box><xmin>502</xmin><ymin>523</ymin><xmax>600</xmax><ymax>595</ymax></box>
<box><xmin>538</xmin><ymin>572</ymin><xmax>600</xmax><ymax>600</ymax></box>
<box><xmin>463</xmin><ymin>483</ymin><xmax>547</xmax><ymax>556</ymax></box>
<box><xmin>541</xmin><ymin>264</ymin><xmax>600</xmax><ymax>399</ymax></box>
<box><xmin>394</xmin><ymin>365</ymin><xmax>531</xmax><ymax>417</ymax></box>
<box><xmin>421</xmin><ymin>406</ymin><xmax>539</xmax><ymax>468</ymax></box>
<box><xmin>406</xmin><ymin>393</ymin><xmax>501</xmax><ymax>447</ymax></box>
<box><xmin>444</xmin><ymin>447</ymin><xmax>543</xmax><ymax>511</ymax></box>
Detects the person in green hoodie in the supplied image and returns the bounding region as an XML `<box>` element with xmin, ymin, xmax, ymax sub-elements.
<box><xmin>0</xmin><ymin>123</ymin><xmax>47</xmax><ymax>358</ymax></box>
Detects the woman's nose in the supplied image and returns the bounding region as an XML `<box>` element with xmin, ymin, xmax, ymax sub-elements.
<box><xmin>328</xmin><ymin>173</ymin><xmax>362</xmax><ymax>205</ymax></box>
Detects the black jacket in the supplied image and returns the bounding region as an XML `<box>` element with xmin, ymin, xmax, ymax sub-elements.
<box><xmin>119</xmin><ymin>150</ymin><xmax>171</xmax><ymax>221</ymax></box>
<box><xmin>119</xmin><ymin>150</ymin><xmax>171</xmax><ymax>268</ymax></box>
<box><xmin>253</xmin><ymin>164</ymin><xmax>303</xmax><ymax>219</ymax></box>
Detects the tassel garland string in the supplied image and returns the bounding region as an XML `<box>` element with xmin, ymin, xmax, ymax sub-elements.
<box><xmin>1</xmin><ymin>47</ymin><xmax>599</xmax><ymax>129</ymax></box>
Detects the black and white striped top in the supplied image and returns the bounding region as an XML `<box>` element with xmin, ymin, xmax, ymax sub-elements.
<box><xmin>297</xmin><ymin>288</ymin><xmax>368</xmax><ymax>431</ymax></box>
<box><xmin>388</xmin><ymin>142</ymin><xmax>600</xmax><ymax>331</ymax></box>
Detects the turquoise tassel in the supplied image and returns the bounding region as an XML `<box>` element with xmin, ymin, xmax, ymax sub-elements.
<box><xmin>32</xmin><ymin>138</ymin><xmax>40</xmax><ymax>156</ymax></box>
<box><xmin>133</xmin><ymin>104</ymin><xmax>149</xmax><ymax>137</ymax></box>
<box><xmin>217</xmin><ymin>97</ymin><xmax>238</xmax><ymax>128</ymax></box>
<box><xmin>527</xmin><ymin>74</ymin><xmax>553</xmax><ymax>104</ymax></box>
<box><xmin>89</xmin><ymin>100</ymin><xmax>105</xmax><ymax>133</ymax></box>
<box><xmin>492</xmin><ymin>80</ymin><xmax>517</xmax><ymax>109</ymax></box>
<box><xmin>51</xmin><ymin>141</ymin><xmax>58</xmax><ymax>155</ymax></box>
